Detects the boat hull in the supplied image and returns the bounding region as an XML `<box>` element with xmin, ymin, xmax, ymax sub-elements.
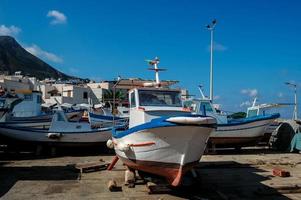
<box><xmin>0</xmin><ymin>125</ymin><xmax>111</xmax><ymax>146</ymax></box>
<box><xmin>1</xmin><ymin>119</ymin><xmax>51</xmax><ymax>129</ymax></box>
<box><xmin>0</xmin><ymin>110</ymin><xmax>83</xmax><ymax>129</ymax></box>
<box><xmin>209</xmin><ymin>116</ymin><xmax>277</xmax><ymax>146</ymax></box>
<box><xmin>113</xmin><ymin>125</ymin><xmax>213</xmax><ymax>186</ymax></box>
<box><xmin>119</xmin><ymin>157</ymin><xmax>198</xmax><ymax>186</ymax></box>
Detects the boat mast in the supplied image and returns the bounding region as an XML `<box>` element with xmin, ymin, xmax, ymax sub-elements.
<box><xmin>206</xmin><ymin>19</ymin><xmax>217</xmax><ymax>102</ymax></box>
<box><xmin>154</xmin><ymin>57</ymin><xmax>160</xmax><ymax>84</ymax></box>
<box><xmin>146</xmin><ymin>57</ymin><xmax>165</xmax><ymax>87</ymax></box>
<box><xmin>252</xmin><ymin>97</ymin><xmax>257</xmax><ymax>107</ymax></box>
<box><xmin>285</xmin><ymin>82</ymin><xmax>298</xmax><ymax>120</ymax></box>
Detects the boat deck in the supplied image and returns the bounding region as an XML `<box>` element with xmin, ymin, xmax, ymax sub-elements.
<box><xmin>0</xmin><ymin>148</ymin><xmax>300</xmax><ymax>200</ymax></box>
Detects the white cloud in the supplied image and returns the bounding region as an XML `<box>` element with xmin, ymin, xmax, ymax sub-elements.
<box><xmin>207</xmin><ymin>42</ymin><xmax>227</xmax><ymax>52</ymax></box>
<box><xmin>241</xmin><ymin>88</ymin><xmax>258</xmax><ymax>97</ymax></box>
<box><xmin>213</xmin><ymin>95</ymin><xmax>220</xmax><ymax>100</ymax></box>
<box><xmin>25</xmin><ymin>44</ymin><xmax>63</xmax><ymax>63</ymax></box>
<box><xmin>47</xmin><ymin>10</ymin><xmax>67</xmax><ymax>25</ymax></box>
<box><xmin>214</xmin><ymin>42</ymin><xmax>227</xmax><ymax>51</ymax></box>
<box><xmin>240</xmin><ymin>101</ymin><xmax>251</xmax><ymax>107</ymax></box>
<box><xmin>0</xmin><ymin>25</ymin><xmax>21</xmax><ymax>37</ymax></box>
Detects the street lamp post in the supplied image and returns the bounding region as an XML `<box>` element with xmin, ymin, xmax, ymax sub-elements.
<box><xmin>206</xmin><ymin>19</ymin><xmax>217</xmax><ymax>102</ymax></box>
<box><xmin>285</xmin><ymin>82</ymin><xmax>298</xmax><ymax>120</ymax></box>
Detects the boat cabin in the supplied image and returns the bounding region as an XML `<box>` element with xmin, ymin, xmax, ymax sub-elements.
<box><xmin>128</xmin><ymin>87</ymin><xmax>184</xmax><ymax>128</ymax></box>
<box><xmin>12</xmin><ymin>90</ymin><xmax>43</xmax><ymax>117</ymax></box>
<box><xmin>184</xmin><ymin>98</ymin><xmax>228</xmax><ymax>124</ymax></box>
<box><xmin>246</xmin><ymin>103</ymin><xmax>284</xmax><ymax>118</ymax></box>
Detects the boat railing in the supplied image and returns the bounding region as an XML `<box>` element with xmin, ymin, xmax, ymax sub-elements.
<box><xmin>90</xmin><ymin>117</ymin><xmax>128</xmax><ymax>129</ymax></box>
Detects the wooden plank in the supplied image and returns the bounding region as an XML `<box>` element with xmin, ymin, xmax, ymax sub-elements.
<box><xmin>146</xmin><ymin>182</ymin><xmax>172</xmax><ymax>194</ymax></box>
<box><xmin>75</xmin><ymin>160</ymin><xmax>109</xmax><ymax>180</ymax></box>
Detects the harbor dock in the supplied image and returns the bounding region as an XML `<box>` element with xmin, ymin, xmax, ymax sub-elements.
<box><xmin>1</xmin><ymin>148</ymin><xmax>300</xmax><ymax>200</ymax></box>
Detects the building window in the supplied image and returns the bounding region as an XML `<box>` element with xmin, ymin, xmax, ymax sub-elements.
<box><xmin>83</xmin><ymin>92</ymin><xmax>88</xmax><ymax>99</ymax></box>
<box><xmin>67</xmin><ymin>90</ymin><xmax>71</xmax><ymax>97</ymax></box>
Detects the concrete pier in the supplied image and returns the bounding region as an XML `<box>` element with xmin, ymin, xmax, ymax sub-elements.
<box><xmin>0</xmin><ymin>148</ymin><xmax>301</xmax><ymax>199</ymax></box>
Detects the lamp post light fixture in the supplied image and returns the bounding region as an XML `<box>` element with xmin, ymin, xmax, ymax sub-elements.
<box><xmin>285</xmin><ymin>82</ymin><xmax>298</xmax><ymax>120</ymax></box>
<box><xmin>206</xmin><ymin>19</ymin><xmax>217</xmax><ymax>102</ymax></box>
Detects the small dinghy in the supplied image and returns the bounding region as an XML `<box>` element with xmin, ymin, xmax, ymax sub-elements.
<box><xmin>109</xmin><ymin>58</ymin><xmax>217</xmax><ymax>186</ymax></box>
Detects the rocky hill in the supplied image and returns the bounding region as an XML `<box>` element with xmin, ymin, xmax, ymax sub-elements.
<box><xmin>0</xmin><ymin>36</ymin><xmax>74</xmax><ymax>80</ymax></box>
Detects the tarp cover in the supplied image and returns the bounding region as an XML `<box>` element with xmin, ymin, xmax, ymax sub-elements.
<box><xmin>290</xmin><ymin>133</ymin><xmax>301</xmax><ymax>152</ymax></box>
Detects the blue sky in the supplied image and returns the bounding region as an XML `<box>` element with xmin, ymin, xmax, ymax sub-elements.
<box><xmin>0</xmin><ymin>0</ymin><xmax>300</xmax><ymax>118</ymax></box>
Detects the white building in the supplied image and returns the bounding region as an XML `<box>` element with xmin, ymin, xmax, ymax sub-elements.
<box><xmin>42</xmin><ymin>84</ymin><xmax>97</xmax><ymax>105</ymax></box>
<box><xmin>0</xmin><ymin>72</ymin><xmax>38</xmax><ymax>92</ymax></box>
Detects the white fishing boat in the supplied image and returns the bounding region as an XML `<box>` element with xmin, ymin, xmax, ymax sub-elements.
<box><xmin>0</xmin><ymin>91</ymin><xmax>83</xmax><ymax>128</ymax></box>
<box><xmin>0</xmin><ymin>109</ymin><xmax>113</xmax><ymax>146</ymax></box>
<box><xmin>246</xmin><ymin>98</ymin><xmax>289</xmax><ymax>134</ymax></box>
<box><xmin>109</xmin><ymin>58</ymin><xmax>216</xmax><ymax>186</ymax></box>
<box><xmin>184</xmin><ymin>87</ymin><xmax>280</xmax><ymax>147</ymax></box>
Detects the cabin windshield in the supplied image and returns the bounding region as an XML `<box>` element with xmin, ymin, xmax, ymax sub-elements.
<box><xmin>138</xmin><ymin>90</ymin><xmax>182</xmax><ymax>107</ymax></box>
<box><xmin>183</xmin><ymin>100</ymin><xmax>198</xmax><ymax>112</ymax></box>
<box><xmin>247</xmin><ymin>109</ymin><xmax>258</xmax><ymax>117</ymax></box>
<box><xmin>130</xmin><ymin>92</ymin><xmax>136</xmax><ymax>108</ymax></box>
<box><xmin>200</xmin><ymin>101</ymin><xmax>214</xmax><ymax>112</ymax></box>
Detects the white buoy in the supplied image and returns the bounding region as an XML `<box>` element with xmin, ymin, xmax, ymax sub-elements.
<box><xmin>106</xmin><ymin>139</ymin><xmax>114</xmax><ymax>149</ymax></box>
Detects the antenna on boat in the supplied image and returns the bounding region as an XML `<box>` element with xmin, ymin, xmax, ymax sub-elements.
<box><xmin>145</xmin><ymin>57</ymin><xmax>166</xmax><ymax>87</ymax></box>
<box><xmin>198</xmin><ymin>85</ymin><xmax>206</xmax><ymax>99</ymax></box>
<box><xmin>206</xmin><ymin>19</ymin><xmax>217</xmax><ymax>102</ymax></box>
<box><xmin>252</xmin><ymin>97</ymin><xmax>257</xmax><ymax>107</ymax></box>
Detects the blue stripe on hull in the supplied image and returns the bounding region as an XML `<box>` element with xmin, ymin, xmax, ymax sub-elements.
<box><xmin>112</xmin><ymin>114</ymin><xmax>214</xmax><ymax>139</ymax></box>
<box><xmin>218</xmin><ymin>113</ymin><xmax>280</xmax><ymax>127</ymax></box>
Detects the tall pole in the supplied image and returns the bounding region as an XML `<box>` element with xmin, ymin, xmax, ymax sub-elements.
<box><xmin>210</xmin><ymin>29</ymin><xmax>214</xmax><ymax>102</ymax></box>
<box><xmin>154</xmin><ymin>62</ymin><xmax>160</xmax><ymax>84</ymax></box>
<box><xmin>285</xmin><ymin>82</ymin><xmax>298</xmax><ymax>120</ymax></box>
<box><xmin>294</xmin><ymin>85</ymin><xmax>298</xmax><ymax>120</ymax></box>
<box><xmin>206</xmin><ymin>19</ymin><xmax>217</xmax><ymax>102</ymax></box>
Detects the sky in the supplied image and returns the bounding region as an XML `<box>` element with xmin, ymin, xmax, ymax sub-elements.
<box><xmin>0</xmin><ymin>0</ymin><xmax>300</xmax><ymax>118</ymax></box>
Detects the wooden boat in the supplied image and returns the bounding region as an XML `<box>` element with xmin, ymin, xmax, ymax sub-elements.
<box><xmin>184</xmin><ymin>88</ymin><xmax>280</xmax><ymax>147</ymax></box>
<box><xmin>0</xmin><ymin>91</ymin><xmax>83</xmax><ymax>128</ymax></box>
<box><xmin>109</xmin><ymin>58</ymin><xmax>216</xmax><ymax>186</ymax></box>
<box><xmin>0</xmin><ymin>110</ymin><xmax>114</xmax><ymax>146</ymax></box>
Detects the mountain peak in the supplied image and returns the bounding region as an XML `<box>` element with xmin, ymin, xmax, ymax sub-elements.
<box><xmin>0</xmin><ymin>36</ymin><xmax>74</xmax><ymax>80</ymax></box>
<box><xmin>0</xmin><ymin>35</ymin><xmax>16</xmax><ymax>41</ymax></box>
